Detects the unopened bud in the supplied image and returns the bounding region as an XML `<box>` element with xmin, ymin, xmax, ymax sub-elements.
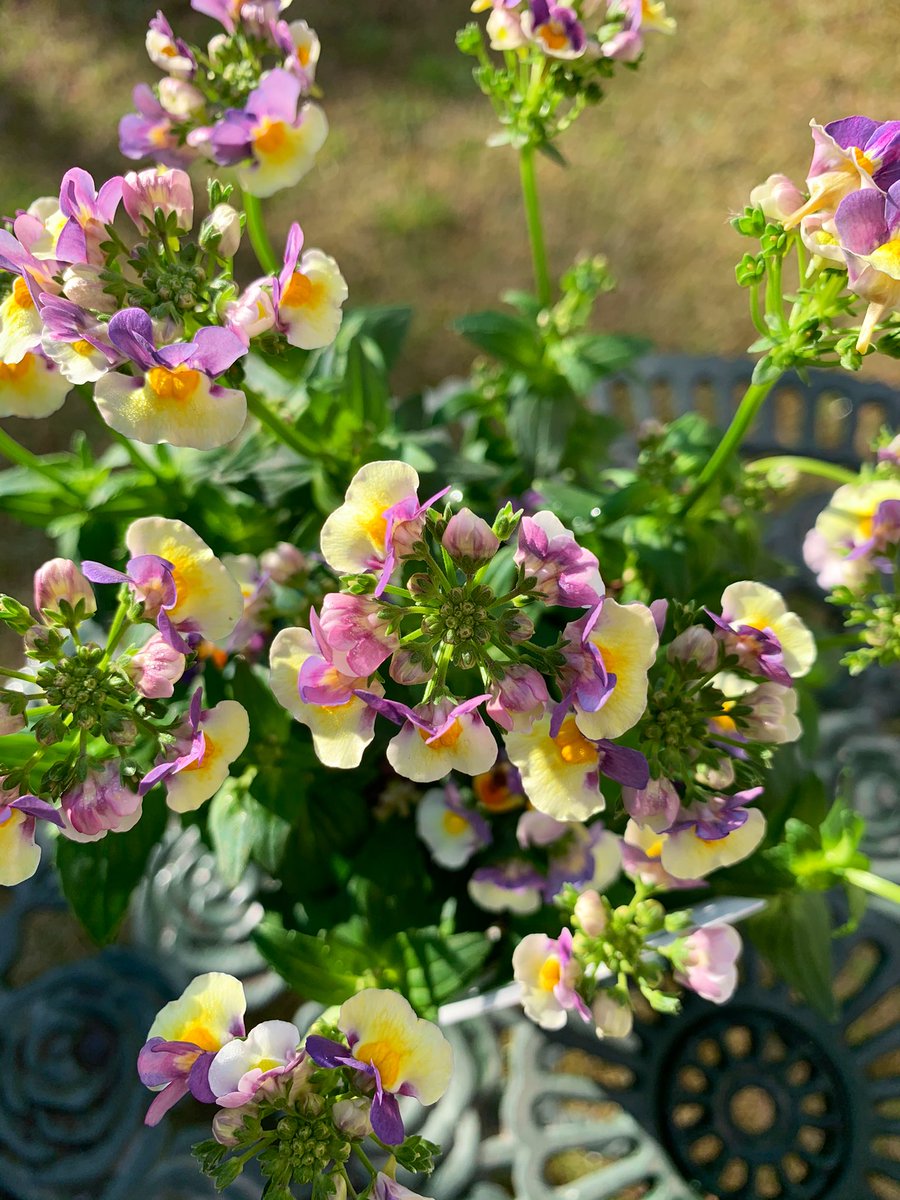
<box><xmin>389</xmin><ymin>646</ymin><xmax>434</xmax><ymax>685</ymax></box>
<box><xmin>331</xmin><ymin>1097</ymin><xmax>372</xmax><ymax>1139</ymax></box>
<box><xmin>260</xmin><ymin>542</ymin><xmax>307</xmax><ymax>584</ymax></box>
<box><xmin>201</xmin><ymin>203</ymin><xmax>242</xmax><ymax>257</ymax></box>
<box><xmin>33</xmin><ymin>559</ymin><xmax>96</xmax><ymax>624</ymax></box>
<box><xmin>212</xmin><ymin>1109</ymin><xmax>245</xmax><ymax>1147</ymax></box>
<box><xmin>667</xmin><ymin>625</ymin><xmax>718</xmax><ymax>672</ymax></box>
<box><xmin>573</xmin><ymin>889</ymin><xmax>607</xmax><ymax>937</ymax></box>
<box><xmin>749</xmin><ymin>173</ymin><xmax>805</xmax><ymax>224</ymax></box>
<box><xmin>593</xmin><ymin>990</ymin><xmax>634</xmax><ymax>1039</ymax></box>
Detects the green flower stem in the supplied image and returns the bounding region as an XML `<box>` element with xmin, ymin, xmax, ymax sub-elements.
<box><xmin>843</xmin><ymin>868</ymin><xmax>900</xmax><ymax>908</ymax></box>
<box><xmin>749</xmin><ymin>282</ymin><xmax>766</xmax><ymax>336</ymax></box>
<box><xmin>352</xmin><ymin>1143</ymin><xmax>378</xmax><ymax>1179</ymax></box>
<box><xmin>746</xmin><ymin>456</ymin><xmax>858</xmax><ymax>486</ymax></box>
<box><xmin>681</xmin><ymin>376</ymin><xmax>779</xmax><ymax>515</ymax></box>
<box><xmin>0</xmin><ymin>666</ymin><xmax>37</xmax><ymax>683</ymax></box>
<box><xmin>99</xmin><ymin>593</ymin><xmax>132</xmax><ymax>668</ymax></box>
<box><xmin>0</xmin><ymin>425</ymin><xmax>83</xmax><ymax>501</ymax></box>
<box><xmin>242</xmin><ymin>190</ymin><xmax>280</xmax><ymax>275</ymax></box>
<box><xmin>245</xmin><ymin>390</ymin><xmax>319</xmax><ymax>459</ymax></box>
<box><xmin>518</xmin><ymin>145</ymin><xmax>552</xmax><ymax>308</ymax></box>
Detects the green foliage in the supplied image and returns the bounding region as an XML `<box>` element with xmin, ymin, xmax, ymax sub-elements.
<box><xmin>748</xmin><ymin>892</ymin><xmax>838</xmax><ymax>1021</ymax></box>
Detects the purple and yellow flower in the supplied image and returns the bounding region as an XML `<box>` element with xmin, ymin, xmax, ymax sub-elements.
<box><xmin>708</xmin><ymin>581</ymin><xmax>816</xmax><ymax>684</ymax></box>
<box><xmin>94</xmin><ymin>307</ymin><xmax>247</xmax><ymax>448</ymax></box>
<box><xmin>505</xmin><ymin>711</ymin><xmax>648</xmax><ymax>821</ymax></box>
<box><xmin>138</xmin><ymin>972</ymin><xmax>247</xmax><ymax>1125</ymax></box>
<box><xmin>122</xmin><ymin>166</ymin><xmax>194</xmax><ymax>232</ymax></box>
<box><xmin>622</xmin><ymin>820</ymin><xmax>705</xmax><ymax>891</ymax></box>
<box><xmin>359</xmin><ymin>693</ymin><xmax>499</xmax><ymax>784</ymax></box>
<box><xmin>225</xmin><ymin>278</ymin><xmax>277</xmax><ymax>344</ymax></box>
<box><xmin>472</xmin><ymin>758</ymin><xmax>526</xmax><ymax>812</ymax></box>
<box><xmin>521</xmin><ymin>1</ymin><xmax>586</xmax><ymax>59</ymax></box>
<box><xmin>277</xmin><ymin>18</ymin><xmax>321</xmax><ymax>84</ymax></box>
<box><xmin>513</xmin><ymin>929</ymin><xmax>590</xmax><ymax>1030</ymax></box>
<box><xmin>306</xmin><ymin>989</ymin><xmax>453</xmax><ymax>1145</ymax></box>
<box><xmin>673</xmin><ymin>925</ymin><xmax>742</xmax><ymax>1005</ymax></box>
<box><xmin>145</xmin><ymin>11</ymin><xmax>196</xmax><ymax>79</ymax></box>
<box><xmin>0</xmin><ymin>272</ymin><xmax>46</xmax><ymax>365</ymax></box>
<box><xmin>208</xmin><ymin>1020</ymin><xmax>305</xmax><ymax>1108</ymax></box>
<box><xmin>139</xmin><ymin>691</ymin><xmax>250</xmax><ymax>812</ymax></box>
<box><xmin>269</xmin><ymin>625</ymin><xmax>383</xmax><ymax>769</ymax></box>
<box><xmin>468</xmin><ymin>858</ymin><xmax>544</xmax><ymax>914</ymax></box>
<box><xmin>0</xmin><ymin>789</ymin><xmax>64</xmax><ymax>887</ymax></box>
<box><xmin>486</xmin><ymin>7</ymin><xmax>527</xmax><ymax>51</ymax></box>
<box><xmin>119</xmin><ymin>83</ymin><xmax>196</xmax><ymax>168</ymax></box>
<box><xmin>556</xmin><ymin>598</ymin><xmax>659</xmax><ymax>740</ymax></box>
<box><xmin>319</xmin><ymin>460</ymin><xmax>448</xmax><ymax>595</ymax></box>
<box><xmin>53</xmin><ymin>168</ymin><xmax>123</xmax><ymax>267</ymax></box>
<box><xmin>127</xmin><ymin>631</ymin><xmax>186</xmax><ymax>698</ymax></box>
<box><xmin>517</xmin><ymin>810</ymin><xmax>622</xmax><ymax>899</ymax></box>
<box><xmin>804</xmin><ymin>479</ymin><xmax>900</xmax><ymax>587</ymax></box>
<box><xmin>659</xmin><ymin>789</ymin><xmax>767</xmax><ymax>880</ymax></box>
<box><xmin>834</xmin><ymin>181</ymin><xmax>900</xmax><ymax>351</ymax></box>
<box><xmin>784</xmin><ymin>116</ymin><xmax>900</xmax><ymax>231</ymax></box>
<box><xmin>274</xmin><ymin>222</ymin><xmax>347</xmax><ymax>349</ymax></box>
<box><xmin>0</xmin><ymin>350</ymin><xmax>71</xmax><ymax>419</ymax></box>
<box><xmin>515</xmin><ymin>511</ymin><xmax>605</xmax><ymax>608</ymax></box>
<box><xmin>416</xmin><ymin>784</ymin><xmax>492</xmax><ymax>868</ymax></box>
<box><xmin>38</xmin><ymin>295</ymin><xmax>120</xmax><ymax>385</ymax></box>
<box><xmin>59</xmin><ymin>764</ymin><xmax>143</xmax><ymax>842</ymax></box>
<box><xmin>602</xmin><ymin>0</ymin><xmax>675</xmax><ymax>62</ymax></box>
<box><xmin>486</xmin><ymin>663</ymin><xmax>550</xmax><ymax>732</ymax></box>
<box><xmin>210</xmin><ymin>69</ymin><xmax>327</xmax><ymax>198</ymax></box>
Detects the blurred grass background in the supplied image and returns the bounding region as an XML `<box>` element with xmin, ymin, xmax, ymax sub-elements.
<box><xmin>1</xmin><ymin>0</ymin><xmax>899</xmax><ymax>595</ymax></box>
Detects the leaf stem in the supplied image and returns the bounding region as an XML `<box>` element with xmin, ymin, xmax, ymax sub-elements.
<box><xmin>843</xmin><ymin>868</ymin><xmax>900</xmax><ymax>908</ymax></box>
<box><xmin>242</xmin><ymin>190</ymin><xmax>280</xmax><ymax>275</ymax></box>
<box><xmin>0</xmin><ymin>425</ymin><xmax>83</xmax><ymax>501</ymax></box>
<box><xmin>245</xmin><ymin>389</ymin><xmax>317</xmax><ymax>459</ymax></box>
<box><xmin>746</xmin><ymin>456</ymin><xmax>858</xmax><ymax>486</ymax></box>
<box><xmin>518</xmin><ymin>145</ymin><xmax>552</xmax><ymax>308</ymax></box>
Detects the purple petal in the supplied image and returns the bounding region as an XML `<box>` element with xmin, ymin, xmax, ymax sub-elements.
<box><xmin>305</xmin><ymin>1035</ymin><xmax>352</xmax><ymax>1069</ymax></box>
<box><xmin>144</xmin><ymin>1079</ymin><xmax>189</xmax><ymax>1127</ymax></box>
<box><xmin>279</xmin><ymin>222</ymin><xmax>304</xmax><ymax>290</ymax></box>
<box><xmin>155</xmin><ymin>342</ymin><xmax>198</xmax><ymax>369</ymax></box>
<box><xmin>247</xmin><ymin>68</ymin><xmax>302</xmax><ymax>124</ymax></box>
<box><xmin>187</xmin><ymin>1050</ymin><xmax>217</xmax><ymax>1103</ymax></box>
<box><xmin>825</xmin><ymin>115</ymin><xmax>881</xmax><ymax>151</ymax></box>
<box><xmin>835</xmin><ymin>189</ymin><xmax>889</xmax><ymax>256</ymax></box>
<box><xmin>597</xmin><ymin>741</ymin><xmax>650</xmax><ymax>789</ymax></box>
<box><xmin>353</xmin><ymin>691</ymin><xmax>422</xmax><ymax>728</ymax></box>
<box><xmin>157</xmin><ymin>609</ymin><xmax>192</xmax><ymax>655</ymax></box>
<box><xmin>370</xmin><ymin>1090</ymin><xmax>405</xmax><ymax>1145</ymax></box>
<box><xmin>82</xmin><ymin>561</ymin><xmax>132</xmax><ymax>585</ymax></box>
<box><xmin>106</xmin><ymin>307</ymin><xmax>160</xmax><ymax>371</ymax></box>
<box><xmin>54</xmin><ymin>219</ymin><xmax>88</xmax><ymax>265</ymax></box>
<box><xmin>10</xmin><ymin>794</ymin><xmax>65</xmax><ymax>827</ymax></box>
<box><xmin>188</xmin><ymin>325</ymin><xmax>247</xmax><ymax>376</ymax></box>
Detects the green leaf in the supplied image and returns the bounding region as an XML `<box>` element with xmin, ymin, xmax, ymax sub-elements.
<box><xmin>55</xmin><ymin>793</ymin><xmax>167</xmax><ymax>944</ymax></box>
<box><xmin>395</xmin><ymin>927</ymin><xmax>492</xmax><ymax>1018</ymax></box>
<box><xmin>454</xmin><ymin>310</ymin><xmax>544</xmax><ymax>370</ymax></box>
<box><xmin>339</xmin><ymin>304</ymin><xmax>412</xmax><ymax>370</ymax></box>
<box><xmin>208</xmin><ymin>781</ymin><xmax>257</xmax><ymax>888</ymax></box>
<box><xmin>253</xmin><ymin>914</ymin><xmax>371</xmax><ymax>1005</ymax></box>
<box><xmin>747</xmin><ymin>892</ymin><xmax>837</xmax><ymax>1020</ymax></box>
<box><xmin>508</xmin><ymin>393</ymin><xmax>575</xmax><ymax>477</ymax></box>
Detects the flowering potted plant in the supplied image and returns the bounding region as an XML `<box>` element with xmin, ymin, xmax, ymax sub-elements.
<box><xmin>1</xmin><ymin>1</ymin><xmax>898</xmax><ymax>1196</ymax></box>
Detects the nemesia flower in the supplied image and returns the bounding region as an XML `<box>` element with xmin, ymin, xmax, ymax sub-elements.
<box><xmin>735</xmin><ymin>680</ymin><xmax>802</xmax><ymax>744</ymax></box>
<box><xmin>33</xmin><ymin>557</ymin><xmax>96</xmax><ymax>620</ymax></box>
<box><xmin>209</xmin><ymin>69</ymin><xmax>328</xmax><ymax>198</ymax></box>
<box><xmin>191</xmin><ymin>0</ymin><xmax>244</xmax><ymax>33</ymax></box>
<box><xmin>557</xmin><ymin>599</ymin><xmax>659</xmax><ymax>740</ymax></box>
<box><xmin>124</xmin><ymin>516</ymin><xmax>246</xmax><ymax>643</ymax></box>
<box><xmin>442</xmin><ymin>507</ymin><xmax>500</xmax><ymax>572</ymax></box>
<box><xmin>800</xmin><ymin>210</ymin><xmax>846</xmax><ymax>266</ymax></box>
<box><xmin>138</xmin><ymin>972</ymin><xmax>247</xmax><ymax>1125</ymax></box>
<box><xmin>94</xmin><ymin>308</ymin><xmax>247</xmax><ymax>449</ymax></box>
<box><xmin>208</xmin><ymin>1021</ymin><xmax>304</xmax><ymax>1107</ymax></box>
<box><xmin>708</xmin><ymin>581</ymin><xmax>816</xmax><ymax>684</ymax></box>
<box><xmin>13</xmin><ymin>196</ymin><xmax>66</xmax><ymax>260</ymax></box>
<box><xmin>320</xmin><ymin>460</ymin><xmax>448</xmax><ymax>595</ymax></box>
<box><xmin>0</xmin><ymin>351</ymin><xmax>71</xmax><ymax>419</ymax></box>
<box><xmin>834</xmin><ymin>181</ymin><xmax>900</xmax><ymax>351</ymax></box>
<box><xmin>660</xmin><ymin>789</ymin><xmax>767</xmax><ymax>880</ymax></box>
<box><xmin>145</xmin><ymin>11</ymin><xmax>196</xmax><ymax>79</ymax></box>
<box><xmin>119</xmin><ymin>83</ymin><xmax>197</xmax><ymax>168</ymax></box>
<box><xmin>505</xmin><ymin>712</ymin><xmax>648</xmax><ymax>821</ymax></box>
<box><xmin>139</xmin><ymin>691</ymin><xmax>250</xmax><ymax>813</ymax></box>
<box><xmin>784</xmin><ymin>116</ymin><xmax>900</xmax><ymax>231</ymax></box>
<box><xmin>59</xmin><ymin>763</ymin><xmax>143</xmax><ymax>842</ymax></box>
<box><xmin>486</xmin><ymin>7</ymin><xmax>527</xmax><ymax>51</ymax></box>
<box><xmin>592</xmin><ymin>989</ymin><xmax>634</xmax><ymax>1038</ymax></box>
<box><xmin>472</xmin><ymin>758</ymin><xmax>526</xmax><ymax>812</ymax></box>
<box><xmin>225</xmin><ymin>278</ymin><xmax>277</xmax><ymax>344</ymax></box>
<box><xmin>273</xmin><ymin>223</ymin><xmax>347</xmax><ymax>349</ymax></box>
<box><xmin>515</xmin><ymin>511</ymin><xmax>605</xmax><ymax>608</ymax></box>
<box><xmin>360</xmin><ymin>693</ymin><xmax>498</xmax><ymax>783</ymax></box>
<box><xmin>373</xmin><ymin>1176</ymin><xmax>435</xmax><ymax>1200</ymax></box>
<box><xmin>0</xmin><ymin>274</ymin><xmax>45</xmax><ymax>363</ymax></box>
<box><xmin>416</xmin><ymin>784</ymin><xmax>492</xmax><ymax>868</ymax></box>
<box><xmin>602</xmin><ymin>0</ymin><xmax>675</xmax><ymax>61</ymax></box>
<box><xmin>622</xmin><ymin>820</ymin><xmax>703</xmax><ymax>890</ymax></box>
<box><xmin>306</xmin><ymin>989</ymin><xmax>453</xmax><ymax>1145</ymax></box>
<box><xmin>54</xmin><ymin>168</ymin><xmax>123</xmax><ymax>266</ymax></box>
<box><xmin>158</xmin><ymin>76</ymin><xmax>206</xmax><ymax>118</ymax></box>
<box><xmin>269</xmin><ymin>626</ymin><xmax>383</xmax><ymax>768</ymax></box>
<box><xmin>122</xmin><ymin>166</ymin><xmax>194</xmax><ymax>232</ymax></box>
<box><xmin>749</xmin><ymin>174</ymin><xmax>805</xmax><ymax>224</ymax></box>
<box><xmin>804</xmin><ymin>480</ymin><xmax>900</xmax><ymax>588</ymax></box>
<box><xmin>621</xmin><ymin>776</ymin><xmax>680</xmax><ymax>831</ymax></box>
<box><xmin>280</xmin><ymin>19</ymin><xmax>321</xmax><ymax>84</ymax></box>
<box><xmin>573</xmin><ymin>888</ymin><xmax>607</xmax><ymax>937</ymax></box>
<box><xmin>313</xmin><ymin>592</ymin><xmax>399</xmax><ymax>676</ymax></box>
<box><xmin>0</xmin><ymin>790</ymin><xmax>64</xmax><ymax>886</ymax></box>
<box><xmin>521</xmin><ymin>1</ymin><xmax>587</xmax><ymax>59</ymax></box>
<box><xmin>468</xmin><ymin>859</ymin><xmax>543</xmax><ymax>914</ymax></box>
<box><xmin>127</xmin><ymin>631</ymin><xmax>186</xmax><ymax>698</ymax></box>
<box><xmin>486</xmin><ymin>664</ymin><xmax>550</xmax><ymax>731</ymax></box>
<box><xmin>513</xmin><ymin>928</ymin><xmax>590</xmax><ymax>1030</ymax></box>
<box><xmin>674</xmin><ymin>925</ymin><xmax>742</xmax><ymax>1004</ymax></box>
<box><xmin>38</xmin><ymin>295</ymin><xmax>119</xmax><ymax>385</ymax></box>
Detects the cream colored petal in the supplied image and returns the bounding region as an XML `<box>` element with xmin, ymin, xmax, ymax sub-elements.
<box><xmin>720</xmin><ymin>581</ymin><xmax>787</xmax><ymax>626</ymax></box>
<box><xmin>320</xmin><ymin>460</ymin><xmax>420</xmax><ymax>574</ymax></box>
<box><xmin>0</xmin><ymin>810</ymin><xmax>41</xmax><ymax>886</ymax></box>
<box><xmin>165</xmin><ymin>700</ymin><xmax>249</xmax><ymax>814</ymax></box>
<box><xmin>0</xmin><ymin>353</ymin><xmax>71</xmax><ymax>418</ymax></box>
<box><xmin>505</xmin><ymin>719</ymin><xmax>603</xmax><ymax>821</ymax></box>
<box><xmin>239</xmin><ymin>104</ymin><xmax>328</xmax><ymax>199</ymax></box>
<box><xmin>772</xmin><ymin>611</ymin><xmax>816</xmax><ymax>677</ymax></box>
<box><xmin>574</xmin><ymin>599</ymin><xmax>657</xmax><ymax>740</ymax></box>
<box><xmin>95</xmin><ymin>373</ymin><xmax>246</xmax><ymax>450</ymax></box>
<box><xmin>0</xmin><ymin>291</ymin><xmax>43</xmax><ymax>361</ymax></box>
<box><xmin>269</xmin><ymin>626</ymin><xmax>317</xmax><ymax>719</ymax></box>
<box><xmin>148</xmin><ymin>971</ymin><xmax>246</xmax><ymax>1046</ymax></box>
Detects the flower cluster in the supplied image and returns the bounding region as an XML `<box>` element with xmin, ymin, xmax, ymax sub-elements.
<box><xmin>139</xmin><ymin>975</ymin><xmax>450</xmax><ymax>1197</ymax></box>
<box><xmin>121</xmin><ymin>2</ymin><xmax>326</xmax><ymax>198</ymax></box>
<box><xmin>0</xmin><ymin>517</ymin><xmax>308</xmax><ymax>884</ymax></box>
<box><xmin>0</xmin><ymin>164</ymin><xmax>346</xmax><ymax>447</ymax></box>
<box><xmin>804</xmin><ymin>430</ymin><xmax>900</xmax><ymax>672</ymax></box>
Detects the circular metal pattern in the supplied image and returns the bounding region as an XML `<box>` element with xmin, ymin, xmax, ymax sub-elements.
<box><xmin>130</xmin><ymin>821</ymin><xmax>284</xmax><ymax>1009</ymax></box>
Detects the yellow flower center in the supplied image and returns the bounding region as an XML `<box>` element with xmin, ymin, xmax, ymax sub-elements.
<box><xmin>354</xmin><ymin>1040</ymin><xmax>402</xmax><ymax>1091</ymax></box>
<box><xmin>161</xmin><ymin>43</ymin><xmax>179</xmax><ymax>57</ymax></box>
<box><xmin>851</xmin><ymin>146</ymin><xmax>878</xmax><ymax>175</ymax></box>
<box><xmin>645</xmin><ymin>838</ymin><xmax>664</xmax><ymax>859</ymax></box>
<box><xmin>0</xmin><ymin>355</ymin><xmax>33</xmax><ymax>383</ymax></box>
<box><xmin>710</xmin><ymin>700</ymin><xmax>737</xmax><ymax>736</ymax></box>
<box><xmin>540</xmin><ymin>21</ymin><xmax>569</xmax><ymax>51</ymax></box>
<box><xmin>538</xmin><ymin>956</ymin><xmax>562</xmax><ymax>991</ymax></box>
<box><xmin>553</xmin><ymin>717</ymin><xmax>597</xmax><ymax>766</ymax></box>
<box><xmin>420</xmin><ymin>719</ymin><xmax>463</xmax><ymax>750</ymax></box>
<box><xmin>298</xmin><ymin>43</ymin><xmax>311</xmax><ymax>66</ymax></box>
<box><xmin>147</xmin><ymin>365</ymin><xmax>201</xmax><ymax>402</ymax></box>
<box><xmin>72</xmin><ymin>339</ymin><xmax>96</xmax><ymax>358</ymax></box>
<box><xmin>254</xmin><ymin>117</ymin><xmax>290</xmax><ymax>158</ymax></box>
<box><xmin>442</xmin><ymin>810</ymin><xmax>470</xmax><ymax>836</ymax></box>
<box><xmin>179</xmin><ymin>1020</ymin><xmax>222</xmax><ymax>1052</ymax></box>
<box><xmin>184</xmin><ymin>733</ymin><xmax>216</xmax><ymax>771</ymax></box>
<box><xmin>11</xmin><ymin>277</ymin><xmax>33</xmax><ymax>310</ymax></box>
<box><xmin>281</xmin><ymin>271</ymin><xmax>325</xmax><ymax>311</ymax></box>
<box><xmin>253</xmin><ymin>1056</ymin><xmax>282</xmax><ymax>1073</ymax></box>
<box><xmin>868</xmin><ymin>239</ymin><xmax>900</xmax><ymax>276</ymax></box>
<box><xmin>150</xmin><ymin>123</ymin><xmax>171</xmax><ymax>148</ymax></box>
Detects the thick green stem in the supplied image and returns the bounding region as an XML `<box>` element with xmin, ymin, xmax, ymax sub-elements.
<box><xmin>682</xmin><ymin>377</ymin><xmax>779</xmax><ymax>514</ymax></box>
<box><xmin>746</xmin><ymin>456</ymin><xmax>858</xmax><ymax>486</ymax></box>
<box><xmin>242</xmin><ymin>191</ymin><xmax>279</xmax><ymax>275</ymax></box>
<box><xmin>844</xmin><ymin>868</ymin><xmax>900</xmax><ymax>908</ymax></box>
<box><xmin>0</xmin><ymin>425</ymin><xmax>82</xmax><ymax>501</ymax></box>
<box><xmin>245</xmin><ymin>390</ymin><xmax>319</xmax><ymax>459</ymax></box>
<box><xmin>518</xmin><ymin>146</ymin><xmax>552</xmax><ymax>308</ymax></box>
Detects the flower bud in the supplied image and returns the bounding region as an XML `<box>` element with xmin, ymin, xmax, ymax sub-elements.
<box><xmin>34</xmin><ymin>559</ymin><xmax>96</xmax><ymax>623</ymax></box>
<box><xmin>501</xmin><ymin>610</ymin><xmax>534</xmax><ymax>643</ymax></box>
<box><xmin>573</xmin><ymin>889</ymin><xmax>607</xmax><ymax>937</ymax></box>
<box><xmin>201</xmin><ymin>203</ymin><xmax>242</xmax><ymax>257</ymax></box>
<box><xmin>225</xmin><ymin>281</ymin><xmax>276</xmax><ymax>343</ymax></box>
<box><xmin>127</xmin><ymin>632</ymin><xmax>186</xmax><ymax>699</ymax></box>
<box><xmin>212</xmin><ymin>1108</ymin><xmax>246</xmax><ymax>1148</ymax></box>
<box><xmin>389</xmin><ymin>646</ymin><xmax>434</xmax><ymax>685</ymax></box>
<box><xmin>208</xmin><ymin>32</ymin><xmax>229</xmax><ymax>61</ymax></box>
<box><xmin>62</xmin><ymin>264</ymin><xmax>117</xmax><ymax>312</ymax></box>
<box><xmin>122</xmin><ymin>167</ymin><xmax>194</xmax><ymax>232</ymax></box>
<box><xmin>667</xmin><ymin>625</ymin><xmax>718</xmax><ymax>672</ymax></box>
<box><xmin>621</xmin><ymin>777</ymin><xmax>680</xmax><ymax>832</ymax></box>
<box><xmin>260</xmin><ymin>541</ymin><xmax>307</xmax><ymax>584</ymax></box>
<box><xmin>592</xmin><ymin>990</ymin><xmax>634</xmax><ymax>1039</ymax></box>
<box><xmin>332</xmin><ymin>1097</ymin><xmax>372</xmax><ymax>1139</ymax></box>
<box><xmin>158</xmin><ymin>77</ymin><xmax>205</xmax><ymax>118</ymax></box>
<box><xmin>749</xmin><ymin>174</ymin><xmax>805</xmax><ymax>224</ymax></box>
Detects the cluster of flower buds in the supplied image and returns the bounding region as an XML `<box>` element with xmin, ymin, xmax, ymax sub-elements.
<box><xmin>804</xmin><ymin>430</ymin><xmax>900</xmax><ymax>672</ymax></box>
<box><xmin>140</xmin><ymin>974</ymin><xmax>449</xmax><ymax>1198</ymax></box>
<box><xmin>0</xmin><ymin>163</ymin><xmax>346</xmax><ymax>446</ymax></box>
<box><xmin>0</xmin><ymin>517</ymin><xmax>307</xmax><ymax>885</ymax></box>
<box><xmin>121</xmin><ymin>1</ymin><xmax>326</xmax><ymax>198</ymax></box>
<box><xmin>514</xmin><ymin>889</ymin><xmax>744</xmax><ymax>1037</ymax></box>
